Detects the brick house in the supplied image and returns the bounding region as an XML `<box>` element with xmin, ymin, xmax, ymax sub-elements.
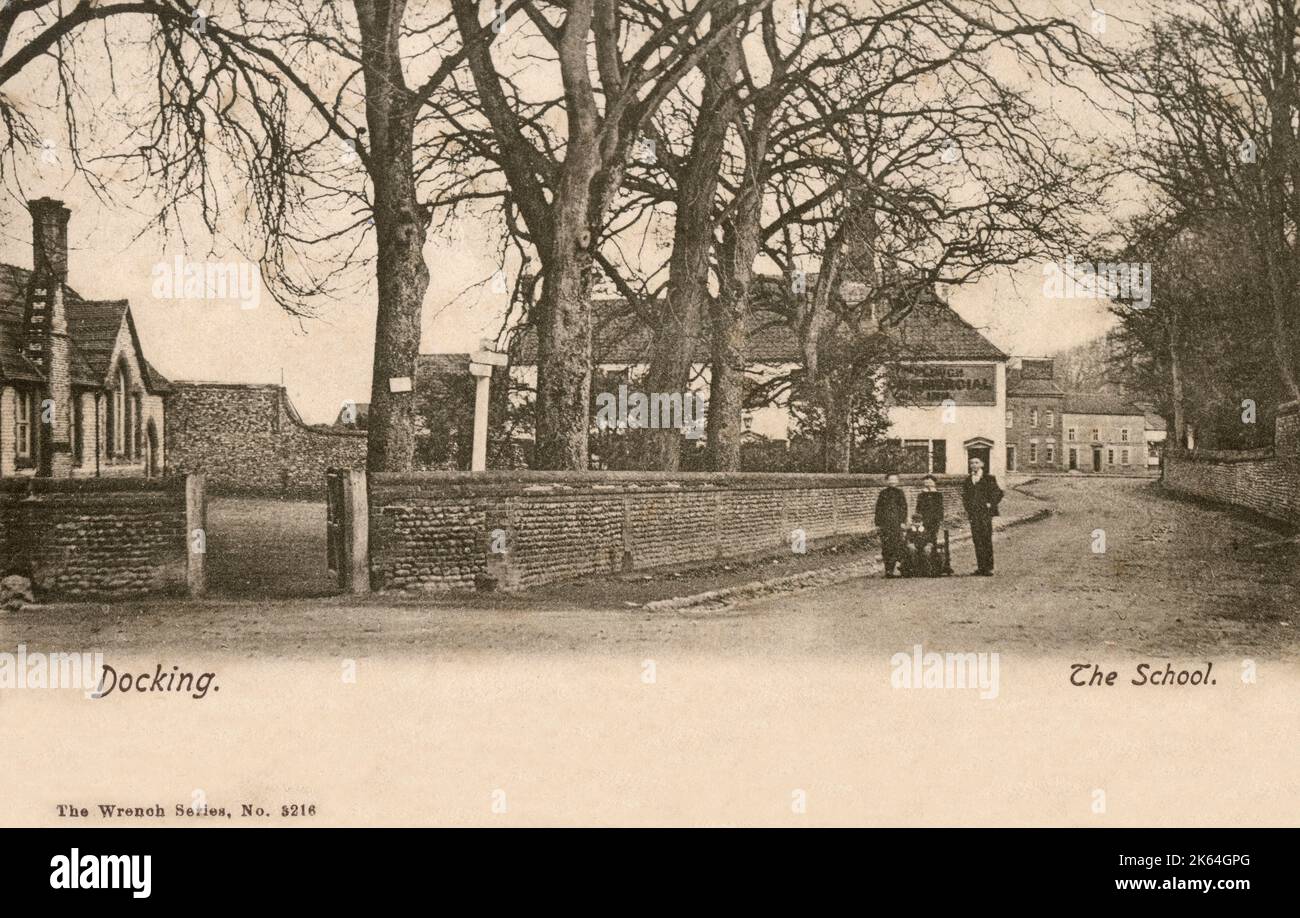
<box><xmin>1005</xmin><ymin>357</ymin><xmax>1066</xmax><ymax>472</ymax></box>
<box><xmin>0</xmin><ymin>198</ymin><xmax>169</xmax><ymax>479</ymax></box>
<box><xmin>1061</xmin><ymin>393</ymin><xmax>1148</xmax><ymax>473</ymax></box>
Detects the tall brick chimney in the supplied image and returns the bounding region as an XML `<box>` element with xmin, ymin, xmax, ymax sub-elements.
<box><xmin>25</xmin><ymin>197</ymin><xmax>73</xmax><ymax>476</ymax></box>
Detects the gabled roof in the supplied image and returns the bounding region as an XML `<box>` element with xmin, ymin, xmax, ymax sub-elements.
<box><xmin>0</xmin><ymin>263</ymin><xmax>169</xmax><ymax>392</ymax></box>
<box><xmin>1063</xmin><ymin>392</ymin><xmax>1145</xmax><ymax>417</ymax></box>
<box><xmin>509</xmin><ymin>280</ymin><xmax>1006</xmax><ymax>366</ymax></box>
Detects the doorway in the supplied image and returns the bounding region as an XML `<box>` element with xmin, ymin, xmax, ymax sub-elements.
<box><xmin>1068</xmin><ymin>448</ymin><xmax>1078</xmax><ymax>471</ymax></box>
<box><xmin>1092</xmin><ymin>447</ymin><xmax>1102</xmax><ymax>472</ymax></box>
<box><xmin>144</xmin><ymin>419</ymin><xmax>160</xmax><ymax>477</ymax></box>
<box><xmin>964</xmin><ymin>437</ymin><xmax>993</xmax><ymax>473</ymax></box>
<box><xmin>1006</xmin><ymin>445</ymin><xmax>1016</xmax><ymax>472</ymax></box>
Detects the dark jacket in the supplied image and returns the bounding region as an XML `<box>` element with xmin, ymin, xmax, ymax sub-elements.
<box><xmin>874</xmin><ymin>486</ymin><xmax>908</xmax><ymax>530</ymax></box>
<box><xmin>916</xmin><ymin>491</ymin><xmax>944</xmax><ymax>534</ymax></box>
<box><xmin>962</xmin><ymin>474</ymin><xmax>1003</xmax><ymax>520</ymax></box>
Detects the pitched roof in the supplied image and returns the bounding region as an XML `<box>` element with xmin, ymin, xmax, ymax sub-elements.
<box><xmin>1063</xmin><ymin>392</ymin><xmax>1145</xmax><ymax>417</ymax></box>
<box><xmin>509</xmin><ymin>280</ymin><xmax>1006</xmax><ymax>366</ymax></box>
<box><xmin>0</xmin><ymin>263</ymin><xmax>169</xmax><ymax>392</ymax></box>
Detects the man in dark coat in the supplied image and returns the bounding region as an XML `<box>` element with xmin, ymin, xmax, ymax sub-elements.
<box><xmin>961</xmin><ymin>457</ymin><xmax>1003</xmax><ymax>576</ymax></box>
<box><xmin>874</xmin><ymin>472</ymin><xmax>909</xmax><ymax>577</ymax></box>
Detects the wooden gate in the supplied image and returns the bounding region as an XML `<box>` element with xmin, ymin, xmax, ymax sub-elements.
<box><xmin>326</xmin><ymin>468</ymin><xmax>369</xmax><ymax>593</ymax></box>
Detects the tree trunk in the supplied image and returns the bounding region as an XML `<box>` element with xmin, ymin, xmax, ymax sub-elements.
<box><xmin>822</xmin><ymin>380</ymin><xmax>854</xmax><ymax>473</ymax></box>
<box><xmin>643</xmin><ymin>151</ymin><xmax>722</xmax><ymax>470</ymax></box>
<box><xmin>355</xmin><ymin>0</ymin><xmax>428</xmax><ymax>475</ymax></box>
<box><xmin>643</xmin><ymin>30</ymin><xmax>740</xmax><ymax>471</ymax></box>
<box><xmin>707</xmin><ymin>283</ymin><xmax>748</xmax><ymax>471</ymax></box>
<box><xmin>533</xmin><ymin>252</ymin><xmax>594</xmax><ymax>470</ymax></box>
<box><xmin>709</xmin><ymin>182</ymin><xmax>761</xmax><ymax>471</ymax></box>
<box><xmin>708</xmin><ymin>139</ymin><xmax>766</xmax><ymax>470</ymax></box>
<box><xmin>1167</xmin><ymin>314</ymin><xmax>1186</xmax><ymax>449</ymax></box>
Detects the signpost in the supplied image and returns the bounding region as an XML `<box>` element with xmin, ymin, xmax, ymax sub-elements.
<box><xmin>469</xmin><ymin>339</ymin><xmax>509</xmax><ymax>472</ymax></box>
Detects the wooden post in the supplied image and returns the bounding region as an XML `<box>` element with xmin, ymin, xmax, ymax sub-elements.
<box><xmin>185</xmin><ymin>473</ymin><xmax>206</xmax><ymax>597</ymax></box>
<box><xmin>342</xmin><ymin>468</ymin><xmax>369</xmax><ymax>594</ymax></box>
<box><xmin>468</xmin><ymin>363</ymin><xmax>492</xmax><ymax>472</ymax></box>
<box><xmin>469</xmin><ymin>344</ymin><xmax>509</xmax><ymax>473</ymax></box>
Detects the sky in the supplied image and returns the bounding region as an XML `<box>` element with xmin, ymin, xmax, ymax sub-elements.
<box><xmin>0</xmin><ymin>201</ymin><xmax>1117</xmax><ymax>423</ymax></box>
<box><xmin>0</xmin><ymin>0</ymin><xmax>1135</xmax><ymax>424</ymax></box>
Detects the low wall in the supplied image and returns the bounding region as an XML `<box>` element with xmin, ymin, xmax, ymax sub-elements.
<box><xmin>166</xmin><ymin>382</ymin><xmax>366</xmax><ymax>497</ymax></box>
<box><xmin>368</xmin><ymin>471</ymin><xmax>969</xmax><ymax>592</ymax></box>
<box><xmin>0</xmin><ymin>476</ymin><xmax>199</xmax><ymax>599</ymax></box>
<box><xmin>1163</xmin><ymin>402</ymin><xmax>1300</xmax><ymax>525</ymax></box>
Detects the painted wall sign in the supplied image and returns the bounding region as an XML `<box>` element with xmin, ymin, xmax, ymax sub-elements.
<box><xmin>896</xmin><ymin>363</ymin><xmax>997</xmax><ymax>406</ymax></box>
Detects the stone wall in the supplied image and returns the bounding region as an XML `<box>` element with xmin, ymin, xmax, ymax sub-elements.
<box><xmin>368</xmin><ymin>471</ymin><xmax>970</xmax><ymax>593</ymax></box>
<box><xmin>1164</xmin><ymin>402</ymin><xmax>1300</xmax><ymax>524</ymax></box>
<box><xmin>165</xmin><ymin>382</ymin><xmax>365</xmax><ymax>496</ymax></box>
<box><xmin>0</xmin><ymin>476</ymin><xmax>193</xmax><ymax>599</ymax></box>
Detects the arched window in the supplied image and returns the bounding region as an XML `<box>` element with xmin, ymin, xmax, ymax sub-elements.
<box><xmin>109</xmin><ymin>364</ymin><xmax>130</xmax><ymax>458</ymax></box>
<box><xmin>133</xmin><ymin>393</ymin><xmax>143</xmax><ymax>459</ymax></box>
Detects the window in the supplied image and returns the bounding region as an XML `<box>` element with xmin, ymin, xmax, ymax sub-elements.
<box><xmin>1046</xmin><ymin>442</ymin><xmax>1056</xmax><ymax>463</ymax></box>
<box><xmin>110</xmin><ymin>366</ymin><xmax>132</xmax><ymax>459</ymax></box>
<box><xmin>1045</xmin><ymin>410</ymin><xmax>1054</xmax><ymax>428</ymax></box>
<box><xmin>1006</xmin><ymin>410</ymin><xmax>1014</xmax><ymax>429</ymax></box>
<box><xmin>1149</xmin><ymin>442</ymin><xmax>1159</xmax><ymax>459</ymax></box>
<box><xmin>133</xmin><ymin>394</ymin><xmax>143</xmax><ymax>458</ymax></box>
<box><xmin>1120</xmin><ymin>427</ymin><xmax>1130</xmax><ymax>442</ymax></box>
<box><xmin>72</xmin><ymin>395</ymin><xmax>83</xmax><ymax>466</ymax></box>
<box><xmin>1121</xmin><ymin>448</ymin><xmax>1129</xmax><ymax>465</ymax></box>
<box><xmin>1067</xmin><ymin>427</ymin><xmax>1076</xmax><ymax>442</ymax></box>
<box><xmin>1030</xmin><ymin>408</ymin><xmax>1039</xmax><ymax>427</ymax></box>
<box><xmin>903</xmin><ymin>439</ymin><xmax>929</xmax><ymax>474</ymax></box>
<box><xmin>15</xmin><ymin>389</ymin><xmax>33</xmax><ymax>460</ymax></box>
<box><xmin>1029</xmin><ymin>440</ymin><xmax>1039</xmax><ymax>463</ymax></box>
<box><xmin>931</xmin><ymin>439</ymin><xmax>947</xmax><ymax>474</ymax></box>
<box><xmin>742</xmin><ymin>412</ymin><xmax>753</xmax><ymax>433</ymax></box>
<box><xmin>1091</xmin><ymin>428</ymin><xmax>1100</xmax><ymax>442</ymax></box>
<box><xmin>1107</xmin><ymin>448</ymin><xmax>1115</xmax><ymax>465</ymax></box>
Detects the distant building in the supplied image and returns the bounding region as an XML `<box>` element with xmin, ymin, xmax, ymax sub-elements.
<box><xmin>1061</xmin><ymin>393</ymin><xmax>1148</xmax><ymax>473</ymax></box>
<box><xmin>1005</xmin><ymin>358</ymin><xmax>1065</xmax><ymax>472</ymax></box>
<box><xmin>1006</xmin><ymin>357</ymin><xmax>1157</xmax><ymax>474</ymax></box>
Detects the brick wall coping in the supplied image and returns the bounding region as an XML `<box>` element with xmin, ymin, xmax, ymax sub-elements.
<box><xmin>0</xmin><ymin>475</ymin><xmax>185</xmax><ymax>495</ymax></box>
<box><xmin>1166</xmin><ymin>446</ymin><xmax>1277</xmax><ymax>464</ymax></box>
<box><xmin>368</xmin><ymin>469</ymin><xmax>968</xmax><ymax>496</ymax></box>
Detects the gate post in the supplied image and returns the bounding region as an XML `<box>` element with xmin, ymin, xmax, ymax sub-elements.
<box><xmin>342</xmin><ymin>468</ymin><xmax>370</xmax><ymax>594</ymax></box>
<box><xmin>186</xmin><ymin>473</ymin><xmax>207</xmax><ymax>597</ymax></box>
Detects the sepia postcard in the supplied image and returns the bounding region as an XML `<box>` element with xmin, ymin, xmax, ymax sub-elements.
<box><xmin>0</xmin><ymin>0</ymin><xmax>1295</xmax><ymax>897</ymax></box>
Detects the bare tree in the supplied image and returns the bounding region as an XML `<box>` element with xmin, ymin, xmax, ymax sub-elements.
<box><xmin>0</xmin><ymin>1</ymin><xmax>523</xmax><ymax>474</ymax></box>
<box><xmin>1117</xmin><ymin>0</ymin><xmax>1300</xmax><ymax>402</ymax></box>
<box><xmin>702</xmin><ymin>0</ymin><xmax>1108</xmax><ymax>470</ymax></box>
<box><xmin>446</xmin><ymin>0</ymin><xmax>770</xmax><ymax>470</ymax></box>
